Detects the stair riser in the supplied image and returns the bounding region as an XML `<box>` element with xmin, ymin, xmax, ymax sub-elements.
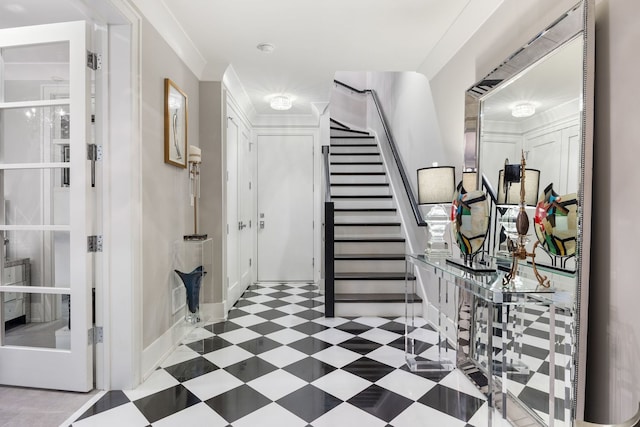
<box><xmin>329</xmin><ymin>145</ymin><xmax>379</xmax><ymax>154</ymax></box>
<box><xmin>335</xmin><ymin>260</ymin><xmax>405</xmax><ymax>273</ymax></box>
<box><xmin>331</xmin><ymin>164</ymin><xmax>385</xmax><ymax>173</ymax></box>
<box><xmin>330</xmin><ymin>130</ymin><xmax>368</xmax><ymax>138</ymax></box>
<box><xmin>334</xmin><ymin>212</ymin><xmax>398</xmax><ymax>221</ymax></box>
<box><xmin>333</xmin><ymin>199</ymin><xmax>394</xmax><ymax>209</ymax></box>
<box><xmin>335</xmin><ymin>241</ymin><xmax>405</xmax><ymax>255</ymax></box>
<box><xmin>335</xmin><ymin>279</ymin><xmax>409</xmax><ymax>294</ymax></box>
<box><xmin>335</xmin><ymin>302</ymin><xmax>421</xmax><ymax>317</ymax></box>
<box><xmin>331</xmin><ymin>186</ymin><xmax>390</xmax><ymax>196</ymax></box>
<box><xmin>330</xmin><ymin>137</ymin><xmax>376</xmax><ymax>145</ymax></box>
<box><xmin>335</xmin><ymin>224</ymin><xmax>401</xmax><ymax>235</ymax></box>
<box><xmin>330</xmin><ymin>174</ymin><xmax>388</xmax><ymax>184</ymax></box>
<box><xmin>330</xmin><ymin>154</ymin><xmax>382</xmax><ymax>163</ymax></box>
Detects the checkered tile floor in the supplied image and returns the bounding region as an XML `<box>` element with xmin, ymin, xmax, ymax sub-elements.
<box><xmin>69</xmin><ymin>282</ymin><xmax>495</xmax><ymax>426</ymax></box>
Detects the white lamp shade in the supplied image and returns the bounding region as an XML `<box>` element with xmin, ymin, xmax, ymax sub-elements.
<box><xmin>497</xmin><ymin>168</ymin><xmax>540</xmax><ymax>206</ymax></box>
<box><xmin>417</xmin><ymin>166</ymin><xmax>455</xmax><ymax>204</ymax></box>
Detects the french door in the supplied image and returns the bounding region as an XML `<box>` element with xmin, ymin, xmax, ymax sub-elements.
<box><xmin>0</xmin><ymin>21</ymin><xmax>95</xmax><ymax>391</ymax></box>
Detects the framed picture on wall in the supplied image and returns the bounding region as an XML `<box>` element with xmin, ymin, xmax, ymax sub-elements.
<box><xmin>164</xmin><ymin>78</ymin><xmax>188</xmax><ymax>168</ymax></box>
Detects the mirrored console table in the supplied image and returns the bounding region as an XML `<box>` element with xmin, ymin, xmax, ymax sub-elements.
<box><xmin>405</xmin><ymin>254</ymin><xmax>573</xmax><ymax>427</ymax></box>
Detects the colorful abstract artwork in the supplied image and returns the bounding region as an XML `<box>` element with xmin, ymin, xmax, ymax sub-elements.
<box><xmin>534</xmin><ymin>183</ymin><xmax>578</xmax><ymax>257</ymax></box>
<box><xmin>451</xmin><ymin>184</ymin><xmax>489</xmax><ymax>255</ymax></box>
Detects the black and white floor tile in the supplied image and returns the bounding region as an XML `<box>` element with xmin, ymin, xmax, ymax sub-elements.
<box><xmin>68</xmin><ymin>282</ymin><xmax>505</xmax><ymax>426</ymax></box>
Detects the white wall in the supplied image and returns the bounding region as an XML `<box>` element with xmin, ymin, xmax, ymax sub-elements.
<box><xmin>140</xmin><ymin>16</ymin><xmax>200</xmax><ymax>350</ymax></box>
<box><xmin>586</xmin><ymin>0</ymin><xmax>640</xmax><ymax>423</ymax></box>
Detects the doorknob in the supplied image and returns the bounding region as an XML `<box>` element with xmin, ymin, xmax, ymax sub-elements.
<box><xmin>238</xmin><ymin>221</ymin><xmax>247</xmax><ymax>230</ymax></box>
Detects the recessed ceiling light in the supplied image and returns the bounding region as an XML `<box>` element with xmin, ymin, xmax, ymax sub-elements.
<box><xmin>270</xmin><ymin>95</ymin><xmax>292</xmax><ymax>111</ymax></box>
<box><xmin>511</xmin><ymin>102</ymin><xmax>535</xmax><ymax>118</ymax></box>
<box><xmin>256</xmin><ymin>43</ymin><xmax>275</xmax><ymax>53</ymax></box>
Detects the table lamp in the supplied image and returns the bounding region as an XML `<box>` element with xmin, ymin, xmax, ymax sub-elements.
<box><xmin>418</xmin><ymin>165</ymin><xmax>455</xmax><ymax>255</ymax></box>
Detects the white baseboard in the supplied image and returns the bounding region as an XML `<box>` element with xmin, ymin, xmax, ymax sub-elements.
<box><xmin>141</xmin><ymin>318</ymin><xmax>194</xmax><ymax>380</ymax></box>
<box><xmin>141</xmin><ymin>302</ymin><xmax>227</xmax><ymax>379</ymax></box>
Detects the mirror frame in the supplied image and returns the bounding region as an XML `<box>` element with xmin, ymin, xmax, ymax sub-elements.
<box><xmin>464</xmin><ymin>0</ymin><xmax>594</xmax><ymax>422</ymax></box>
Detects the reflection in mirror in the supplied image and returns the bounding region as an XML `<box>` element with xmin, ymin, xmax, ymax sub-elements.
<box><xmin>463</xmin><ymin>1</ymin><xmax>594</xmax><ymax>425</ymax></box>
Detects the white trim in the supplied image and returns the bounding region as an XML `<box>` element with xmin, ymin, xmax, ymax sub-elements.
<box><xmin>128</xmin><ymin>0</ymin><xmax>207</xmax><ymax>79</ymax></box>
<box><xmin>102</xmin><ymin>0</ymin><xmax>144</xmax><ymax>391</ymax></box>
<box><xmin>141</xmin><ymin>318</ymin><xmax>193</xmax><ymax>380</ymax></box>
<box><xmin>0</xmin><ymin>163</ymin><xmax>69</xmax><ymax>170</ymax></box>
<box><xmin>0</xmin><ymin>99</ymin><xmax>70</xmax><ymax>109</ymax></box>
<box><xmin>0</xmin><ymin>225</ymin><xmax>70</xmax><ymax>231</ymax></box>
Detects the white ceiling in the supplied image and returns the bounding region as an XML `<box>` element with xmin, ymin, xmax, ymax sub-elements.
<box><xmin>0</xmin><ymin>0</ymin><xmax>503</xmax><ymax>118</ymax></box>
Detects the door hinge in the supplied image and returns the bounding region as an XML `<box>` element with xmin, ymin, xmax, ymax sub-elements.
<box><xmin>88</xmin><ymin>326</ymin><xmax>103</xmax><ymax>345</ymax></box>
<box><xmin>312</xmin><ymin>258</ymin><xmax>315</xmax><ymax>267</ymax></box>
<box><xmin>87</xmin><ymin>144</ymin><xmax>103</xmax><ymax>161</ymax></box>
<box><xmin>88</xmin><ymin>235</ymin><xmax>103</xmax><ymax>252</ymax></box>
<box><xmin>249</xmin><ymin>258</ymin><xmax>252</xmax><ymax>267</ymax></box>
<box><xmin>87</xmin><ymin>51</ymin><xmax>102</xmax><ymax>70</ymax></box>
<box><xmin>249</xmin><ymin>181</ymin><xmax>251</xmax><ymax>190</ymax></box>
<box><xmin>91</xmin><ymin>114</ymin><xmax>96</xmax><ymax>124</ymax></box>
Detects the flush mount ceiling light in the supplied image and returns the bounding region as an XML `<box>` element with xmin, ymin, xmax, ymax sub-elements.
<box><xmin>511</xmin><ymin>102</ymin><xmax>536</xmax><ymax>118</ymax></box>
<box><xmin>256</xmin><ymin>43</ymin><xmax>275</xmax><ymax>53</ymax></box>
<box><xmin>270</xmin><ymin>95</ymin><xmax>292</xmax><ymax>111</ymax></box>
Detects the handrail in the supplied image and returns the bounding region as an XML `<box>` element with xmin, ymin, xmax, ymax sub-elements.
<box><xmin>322</xmin><ymin>145</ymin><xmax>331</xmax><ymax>202</ymax></box>
<box><xmin>481</xmin><ymin>173</ymin><xmax>498</xmax><ymax>204</ymax></box>
<box><xmin>333</xmin><ymin>79</ymin><xmax>427</xmax><ymax>227</ymax></box>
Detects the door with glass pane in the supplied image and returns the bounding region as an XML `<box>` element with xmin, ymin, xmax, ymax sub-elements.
<box><xmin>0</xmin><ymin>21</ymin><xmax>95</xmax><ymax>391</ymax></box>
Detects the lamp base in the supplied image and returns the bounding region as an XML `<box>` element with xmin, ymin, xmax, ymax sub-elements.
<box><xmin>425</xmin><ymin>240</ymin><xmax>450</xmax><ymax>256</ymax></box>
<box><xmin>184</xmin><ymin>234</ymin><xmax>208</xmax><ymax>241</ymax></box>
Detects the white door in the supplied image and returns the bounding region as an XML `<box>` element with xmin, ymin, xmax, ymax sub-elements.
<box><xmin>0</xmin><ymin>21</ymin><xmax>95</xmax><ymax>391</ymax></box>
<box><xmin>226</xmin><ymin>116</ymin><xmax>240</xmax><ymax>304</ymax></box>
<box><xmin>257</xmin><ymin>134</ymin><xmax>314</xmax><ymax>281</ymax></box>
<box><xmin>238</xmin><ymin>127</ymin><xmax>253</xmax><ymax>290</ymax></box>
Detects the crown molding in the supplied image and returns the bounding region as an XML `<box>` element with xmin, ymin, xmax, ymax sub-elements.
<box><xmin>129</xmin><ymin>0</ymin><xmax>207</xmax><ymax>79</ymax></box>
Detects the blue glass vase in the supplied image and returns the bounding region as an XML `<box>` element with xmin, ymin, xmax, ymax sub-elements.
<box><xmin>174</xmin><ymin>266</ymin><xmax>207</xmax><ymax>323</ymax></box>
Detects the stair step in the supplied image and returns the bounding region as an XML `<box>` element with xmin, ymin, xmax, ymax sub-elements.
<box><xmin>331</xmin><ymin>163</ymin><xmax>385</xmax><ymax>173</ymax></box>
<box><xmin>331</xmin><ymin>185</ymin><xmax>390</xmax><ymax>196</ymax></box>
<box><xmin>335</xmin><ymin>238</ymin><xmax>405</xmax><ymax>255</ymax></box>
<box><xmin>336</xmin><ymin>236</ymin><xmax>405</xmax><ymax>242</ymax></box>
<box><xmin>330</xmin><ymin>126</ymin><xmax>370</xmax><ymax>135</ymax></box>
<box><xmin>333</xmin><ymin>199</ymin><xmax>394</xmax><ymax>209</ymax></box>
<box><xmin>331</xmin><ymin>183</ymin><xmax>389</xmax><ymax>187</ymax></box>
<box><xmin>335</xmin><ymin>222</ymin><xmax>401</xmax><ymax>236</ymax></box>
<box><xmin>335</xmin><ymin>253</ymin><xmax>405</xmax><ymax>260</ymax></box>
<box><xmin>334</xmin><ymin>293</ymin><xmax>421</xmax><ymax>303</ymax></box>
<box><xmin>330</xmin><ymin>135</ymin><xmax>375</xmax><ymax>139</ymax></box>
<box><xmin>331</xmin><ymin>172</ymin><xmax>386</xmax><ymax>175</ymax></box>
<box><xmin>335</xmin><ymin>299</ymin><xmax>421</xmax><ymax>317</ymax></box>
<box><xmin>332</xmin><ymin>195</ymin><xmax>392</xmax><ymax>199</ymax></box>
<box><xmin>334</xmin><ymin>208</ymin><xmax>397</xmax><ymax>212</ymax></box>
<box><xmin>334</xmin><ymin>212</ymin><xmax>399</xmax><ymax>222</ymax></box>
<box><xmin>335</xmin><ymin>272</ymin><xmax>414</xmax><ymax>280</ymax></box>
<box><xmin>329</xmin><ymin>145</ymin><xmax>379</xmax><ymax>154</ymax></box>
<box><xmin>330</xmin><ymin>161</ymin><xmax>383</xmax><ymax>165</ymax></box>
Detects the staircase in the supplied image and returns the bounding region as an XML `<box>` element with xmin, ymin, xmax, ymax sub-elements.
<box><xmin>328</xmin><ymin>119</ymin><xmax>421</xmax><ymax>317</ymax></box>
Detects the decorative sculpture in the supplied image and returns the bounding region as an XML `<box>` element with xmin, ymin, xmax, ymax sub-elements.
<box><xmin>503</xmin><ymin>152</ymin><xmax>550</xmax><ymax>288</ymax></box>
<box><xmin>174</xmin><ymin>266</ymin><xmax>207</xmax><ymax>323</ymax></box>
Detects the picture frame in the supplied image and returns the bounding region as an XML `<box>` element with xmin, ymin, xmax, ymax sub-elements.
<box><xmin>164</xmin><ymin>78</ymin><xmax>188</xmax><ymax>168</ymax></box>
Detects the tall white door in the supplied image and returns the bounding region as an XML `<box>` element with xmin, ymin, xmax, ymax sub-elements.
<box><xmin>0</xmin><ymin>21</ymin><xmax>95</xmax><ymax>391</ymax></box>
<box><xmin>257</xmin><ymin>134</ymin><xmax>314</xmax><ymax>281</ymax></box>
<box><xmin>226</xmin><ymin>116</ymin><xmax>240</xmax><ymax>304</ymax></box>
<box><xmin>238</xmin><ymin>127</ymin><xmax>253</xmax><ymax>290</ymax></box>
<box><xmin>226</xmin><ymin>111</ymin><xmax>254</xmax><ymax>307</ymax></box>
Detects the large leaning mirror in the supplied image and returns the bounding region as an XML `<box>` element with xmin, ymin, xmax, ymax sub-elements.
<box><xmin>464</xmin><ymin>0</ymin><xmax>594</xmax><ymax>425</ymax></box>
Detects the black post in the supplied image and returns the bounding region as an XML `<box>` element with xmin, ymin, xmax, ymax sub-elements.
<box><xmin>324</xmin><ymin>201</ymin><xmax>335</xmax><ymax>317</ymax></box>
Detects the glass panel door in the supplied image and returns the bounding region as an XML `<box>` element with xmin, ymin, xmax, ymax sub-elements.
<box><xmin>0</xmin><ymin>21</ymin><xmax>94</xmax><ymax>392</ymax></box>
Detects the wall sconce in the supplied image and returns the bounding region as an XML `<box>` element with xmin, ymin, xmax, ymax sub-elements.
<box><xmin>418</xmin><ymin>165</ymin><xmax>455</xmax><ymax>255</ymax></box>
<box><xmin>185</xmin><ymin>145</ymin><xmax>207</xmax><ymax>241</ymax></box>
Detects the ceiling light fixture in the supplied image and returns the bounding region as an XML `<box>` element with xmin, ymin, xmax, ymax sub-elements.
<box><xmin>270</xmin><ymin>95</ymin><xmax>292</xmax><ymax>111</ymax></box>
<box><xmin>256</xmin><ymin>43</ymin><xmax>275</xmax><ymax>53</ymax></box>
<box><xmin>511</xmin><ymin>102</ymin><xmax>536</xmax><ymax>118</ymax></box>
